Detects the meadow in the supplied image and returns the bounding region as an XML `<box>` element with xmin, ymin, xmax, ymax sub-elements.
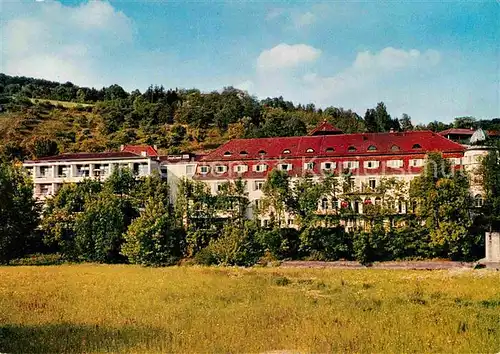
<box><xmin>0</xmin><ymin>265</ymin><xmax>499</xmax><ymax>353</ymax></box>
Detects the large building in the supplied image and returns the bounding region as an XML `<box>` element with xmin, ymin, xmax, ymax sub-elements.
<box><xmin>23</xmin><ymin>145</ymin><xmax>197</xmax><ymax>200</ymax></box>
<box><xmin>193</xmin><ymin>122</ymin><xmax>490</xmax><ymax>227</ymax></box>
<box><xmin>23</xmin><ymin>122</ymin><xmax>492</xmax><ymax>229</ymax></box>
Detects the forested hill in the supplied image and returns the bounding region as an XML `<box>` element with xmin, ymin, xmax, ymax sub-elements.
<box><xmin>1</xmin><ymin>73</ymin><xmax>499</xmax><ymax>161</ymax></box>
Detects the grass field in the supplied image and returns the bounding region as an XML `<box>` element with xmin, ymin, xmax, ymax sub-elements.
<box><xmin>29</xmin><ymin>98</ymin><xmax>94</xmax><ymax>108</ymax></box>
<box><xmin>0</xmin><ymin>265</ymin><xmax>499</xmax><ymax>353</ymax></box>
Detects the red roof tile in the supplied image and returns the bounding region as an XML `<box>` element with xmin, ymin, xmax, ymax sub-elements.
<box><xmin>308</xmin><ymin>121</ymin><xmax>343</xmax><ymax>136</ymax></box>
<box><xmin>201</xmin><ymin>131</ymin><xmax>465</xmax><ymax>162</ymax></box>
<box><xmin>121</xmin><ymin>145</ymin><xmax>158</xmax><ymax>156</ymax></box>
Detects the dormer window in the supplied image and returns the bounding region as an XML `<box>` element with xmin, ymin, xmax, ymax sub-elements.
<box><xmin>391</xmin><ymin>145</ymin><xmax>400</xmax><ymax>151</ymax></box>
<box><xmin>215</xmin><ymin>165</ymin><xmax>227</xmax><ymax>174</ymax></box>
<box><xmin>367</xmin><ymin>145</ymin><xmax>377</xmax><ymax>151</ymax></box>
<box><xmin>348</xmin><ymin>146</ymin><xmax>356</xmax><ymax>152</ymax></box>
<box><xmin>258</xmin><ymin>150</ymin><xmax>266</xmax><ymax>156</ymax></box>
<box><xmin>199</xmin><ymin>166</ymin><xmax>210</xmax><ymax>174</ymax></box>
<box><xmin>253</xmin><ymin>164</ymin><xmax>268</xmax><ymax>172</ymax></box>
<box><xmin>412</xmin><ymin>144</ymin><xmax>422</xmax><ymax>149</ymax></box>
<box><xmin>233</xmin><ymin>164</ymin><xmax>248</xmax><ymax>173</ymax></box>
<box><xmin>306</xmin><ymin>148</ymin><xmax>314</xmax><ymax>153</ymax></box>
<box><xmin>282</xmin><ymin>149</ymin><xmax>291</xmax><ymax>154</ymax></box>
<box><xmin>325</xmin><ymin>147</ymin><xmax>335</xmax><ymax>153</ymax></box>
<box><xmin>223</xmin><ymin>151</ymin><xmax>232</xmax><ymax>157</ymax></box>
<box><xmin>240</xmin><ymin>151</ymin><xmax>248</xmax><ymax>156</ymax></box>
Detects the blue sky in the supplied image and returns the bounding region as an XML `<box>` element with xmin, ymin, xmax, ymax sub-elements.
<box><xmin>1</xmin><ymin>0</ymin><xmax>499</xmax><ymax>123</ymax></box>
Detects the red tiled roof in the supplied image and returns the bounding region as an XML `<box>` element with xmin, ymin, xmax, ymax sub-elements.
<box><xmin>308</xmin><ymin>121</ymin><xmax>343</xmax><ymax>136</ymax></box>
<box><xmin>439</xmin><ymin>128</ymin><xmax>500</xmax><ymax>137</ymax></box>
<box><xmin>24</xmin><ymin>151</ymin><xmax>147</xmax><ymax>163</ymax></box>
<box><xmin>201</xmin><ymin>131</ymin><xmax>465</xmax><ymax>162</ymax></box>
<box><xmin>121</xmin><ymin>145</ymin><xmax>158</xmax><ymax>156</ymax></box>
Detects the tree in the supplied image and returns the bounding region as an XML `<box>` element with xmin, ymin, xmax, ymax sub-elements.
<box><xmin>410</xmin><ymin>152</ymin><xmax>476</xmax><ymax>259</ymax></box>
<box><xmin>74</xmin><ymin>192</ymin><xmax>131</xmax><ymax>263</ymax></box>
<box><xmin>480</xmin><ymin>149</ymin><xmax>500</xmax><ymax>231</ymax></box>
<box><xmin>28</xmin><ymin>136</ymin><xmax>59</xmax><ymax>158</ymax></box>
<box><xmin>122</xmin><ymin>198</ymin><xmax>185</xmax><ymax>266</ymax></box>
<box><xmin>0</xmin><ymin>163</ymin><xmax>39</xmax><ymax>263</ymax></box>
<box><xmin>399</xmin><ymin>113</ymin><xmax>413</xmax><ymax>131</ymax></box>
<box><xmin>261</xmin><ymin>169</ymin><xmax>291</xmax><ymax>227</ymax></box>
<box><xmin>454</xmin><ymin>116</ymin><xmax>476</xmax><ymax>129</ymax></box>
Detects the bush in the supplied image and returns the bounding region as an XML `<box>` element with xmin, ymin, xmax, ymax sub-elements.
<box><xmin>186</xmin><ymin>228</ymin><xmax>219</xmax><ymax>257</ymax></box>
<box><xmin>256</xmin><ymin>227</ymin><xmax>300</xmax><ymax>260</ymax></box>
<box><xmin>206</xmin><ymin>223</ymin><xmax>261</xmax><ymax>266</ymax></box>
<box><xmin>122</xmin><ymin>199</ymin><xmax>185</xmax><ymax>266</ymax></box>
<box><xmin>300</xmin><ymin>227</ymin><xmax>353</xmax><ymax>261</ymax></box>
<box><xmin>9</xmin><ymin>253</ymin><xmax>64</xmax><ymax>266</ymax></box>
<box><xmin>193</xmin><ymin>247</ymin><xmax>216</xmax><ymax>266</ymax></box>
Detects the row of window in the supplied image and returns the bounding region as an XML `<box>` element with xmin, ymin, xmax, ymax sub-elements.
<box><xmin>222</xmin><ymin>144</ymin><xmax>423</xmax><ymax>157</ymax></box>
<box><xmin>199</xmin><ymin>159</ymin><xmax>426</xmax><ymax>174</ymax></box>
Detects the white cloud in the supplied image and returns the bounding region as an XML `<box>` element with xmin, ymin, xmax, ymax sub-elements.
<box><xmin>292</xmin><ymin>11</ymin><xmax>316</xmax><ymax>28</ymax></box>
<box><xmin>1</xmin><ymin>1</ymin><xmax>134</xmax><ymax>87</ymax></box>
<box><xmin>256</xmin><ymin>43</ymin><xmax>321</xmax><ymax>71</ymax></box>
<box><xmin>241</xmin><ymin>46</ymin><xmax>458</xmax><ymax>122</ymax></box>
<box><xmin>265</xmin><ymin>8</ymin><xmax>285</xmax><ymax>21</ymax></box>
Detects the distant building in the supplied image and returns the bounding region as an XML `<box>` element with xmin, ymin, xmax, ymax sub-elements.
<box><xmin>438</xmin><ymin>128</ymin><xmax>500</xmax><ymax>145</ymax></box>
<box><xmin>23</xmin><ymin>145</ymin><xmax>197</xmax><ymax>201</ymax></box>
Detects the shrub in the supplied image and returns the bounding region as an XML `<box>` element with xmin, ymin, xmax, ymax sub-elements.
<box><xmin>193</xmin><ymin>247</ymin><xmax>216</xmax><ymax>266</ymax></box>
<box><xmin>256</xmin><ymin>227</ymin><xmax>300</xmax><ymax>260</ymax></box>
<box><xmin>300</xmin><ymin>227</ymin><xmax>353</xmax><ymax>261</ymax></box>
<box><xmin>122</xmin><ymin>199</ymin><xmax>185</xmax><ymax>266</ymax></box>
<box><xmin>206</xmin><ymin>223</ymin><xmax>261</xmax><ymax>266</ymax></box>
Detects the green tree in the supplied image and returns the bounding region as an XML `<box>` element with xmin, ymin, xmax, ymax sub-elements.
<box><xmin>122</xmin><ymin>198</ymin><xmax>185</xmax><ymax>266</ymax></box>
<box><xmin>74</xmin><ymin>192</ymin><xmax>132</xmax><ymax>263</ymax></box>
<box><xmin>261</xmin><ymin>169</ymin><xmax>291</xmax><ymax>227</ymax></box>
<box><xmin>480</xmin><ymin>149</ymin><xmax>500</xmax><ymax>231</ymax></box>
<box><xmin>399</xmin><ymin>113</ymin><xmax>413</xmax><ymax>131</ymax></box>
<box><xmin>410</xmin><ymin>152</ymin><xmax>476</xmax><ymax>259</ymax></box>
<box><xmin>0</xmin><ymin>163</ymin><xmax>39</xmax><ymax>264</ymax></box>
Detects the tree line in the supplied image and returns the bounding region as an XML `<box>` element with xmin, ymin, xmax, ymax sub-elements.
<box><xmin>2</xmin><ymin>73</ymin><xmax>499</xmax><ymax>163</ymax></box>
<box><xmin>1</xmin><ymin>150</ymin><xmax>499</xmax><ymax>266</ymax></box>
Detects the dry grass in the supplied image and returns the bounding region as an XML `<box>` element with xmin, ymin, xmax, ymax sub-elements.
<box><xmin>0</xmin><ymin>265</ymin><xmax>499</xmax><ymax>353</ymax></box>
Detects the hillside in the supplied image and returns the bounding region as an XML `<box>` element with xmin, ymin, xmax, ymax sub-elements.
<box><xmin>1</xmin><ymin>73</ymin><xmax>498</xmax><ymax>161</ymax></box>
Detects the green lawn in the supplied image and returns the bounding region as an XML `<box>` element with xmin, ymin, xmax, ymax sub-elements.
<box><xmin>0</xmin><ymin>265</ymin><xmax>499</xmax><ymax>353</ymax></box>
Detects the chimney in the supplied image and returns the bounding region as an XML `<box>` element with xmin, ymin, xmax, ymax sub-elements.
<box><xmin>141</xmin><ymin>151</ymin><xmax>147</xmax><ymax>157</ymax></box>
<box><xmin>390</xmin><ymin>128</ymin><xmax>394</xmax><ymax>133</ymax></box>
<box><xmin>153</xmin><ymin>145</ymin><xmax>158</xmax><ymax>151</ymax></box>
<box><xmin>120</xmin><ymin>145</ymin><xmax>125</xmax><ymax>151</ymax></box>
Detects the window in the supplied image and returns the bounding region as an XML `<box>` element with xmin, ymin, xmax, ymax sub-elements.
<box><xmin>321</xmin><ymin>198</ymin><xmax>329</xmax><ymax>210</ymax></box>
<box><xmin>387</xmin><ymin>160</ymin><xmax>404</xmax><ymax>168</ymax></box>
<box><xmin>369</xmin><ymin>178</ymin><xmax>376</xmax><ymax>189</ymax></box>
<box><xmin>254</xmin><ymin>180</ymin><xmax>265</xmax><ymax>191</ymax></box>
<box><xmin>475</xmin><ymin>194</ymin><xmax>484</xmax><ymax>208</ymax></box>
<box><xmin>367</xmin><ymin>145</ymin><xmax>377</xmax><ymax>151</ymax></box>
<box><xmin>391</xmin><ymin>145</ymin><xmax>400</xmax><ymax>151</ymax></box>
<box><xmin>325</xmin><ymin>147</ymin><xmax>335</xmax><ymax>153</ymax></box>
<box><xmin>216</xmin><ymin>183</ymin><xmax>224</xmax><ymax>192</ymax></box>
<box><xmin>262</xmin><ymin>219</ymin><xmax>269</xmax><ymax>228</ymax></box>
<box><xmin>349</xmin><ymin>177</ymin><xmax>355</xmax><ymax>189</ymax></box>
<box><xmin>321</xmin><ymin>162</ymin><xmax>336</xmax><ymax>170</ymax></box>
<box><xmin>364</xmin><ymin>161</ymin><xmax>380</xmax><ymax>169</ymax></box>
<box><xmin>304</xmin><ymin>162</ymin><xmax>314</xmax><ymax>170</ymax></box>
<box><xmin>57</xmin><ymin>165</ymin><xmax>71</xmax><ymax>178</ymax></box>
<box><xmin>258</xmin><ymin>150</ymin><xmax>266</xmax><ymax>156</ymax></box>
<box><xmin>449</xmin><ymin>158</ymin><xmax>461</xmax><ymax>165</ymax></box>
<box><xmin>240</xmin><ymin>151</ymin><xmax>248</xmax><ymax>156</ymax></box>
<box><xmin>254</xmin><ymin>199</ymin><xmax>260</xmax><ymax>209</ymax></box>
<box><xmin>282</xmin><ymin>149</ymin><xmax>291</xmax><ymax>154</ymax></box>
<box><xmin>306</xmin><ymin>148</ymin><xmax>314</xmax><ymax>153</ymax></box>
<box><xmin>199</xmin><ymin>166</ymin><xmax>210</xmax><ymax>174</ymax></box>
<box><xmin>279</xmin><ymin>164</ymin><xmax>292</xmax><ymax>171</ymax></box>
<box><xmin>375</xmin><ymin>197</ymin><xmax>382</xmax><ymax>206</ymax></box>
<box><xmin>223</xmin><ymin>151</ymin><xmax>232</xmax><ymax>157</ymax></box>
<box><xmin>186</xmin><ymin>165</ymin><xmax>195</xmax><ymax>174</ymax></box>
<box><xmin>76</xmin><ymin>165</ymin><xmax>89</xmax><ymax>177</ymax></box>
<box><xmin>348</xmin><ymin>146</ymin><xmax>356</xmax><ymax>152</ymax></box>
<box><xmin>215</xmin><ymin>165</ymin><xmax>227</xmax><ymax>174</ymax></box>
<box><xmin>39</xmin><ymin>166</ymin><xmax>51</xmax><ymax>178</ymax></box>
<box><xmin>233</xmin><ymin>165</ymin><xmax>248</xmax><ymax>173</ymax></box>
<box><xmin>410</xmin><ymin>159</ymin><xmax>424</xmax><ymax>167</ymax></box>
<box><xmin>287</xmin><ymin>219</ymin><xmax>294</xmax><ymax>226</ymax></box>
<box><xmin>412</xmin><ymin>144</ymin><xmax>422</xmax><ymax>149</ymax></box>
<box><xmin>40</xmin><ymin>184</ymin><xmax>51</xmax><ymax>195</ymax></box>
<box><xmin>253</xmin><ymin>164</ymin><xmax>267</xmax><ymax>172</ymax></box>
<box><xmin>343</xmin><ymin>161</ymin><xmax>359</xmax><ymax>169</ymax></box>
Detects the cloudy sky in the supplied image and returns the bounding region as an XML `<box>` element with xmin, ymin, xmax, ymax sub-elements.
<box><xmin>1</xmin><ymin>0</ymin><xmax>498</xmax><ymax>123</ymax></box>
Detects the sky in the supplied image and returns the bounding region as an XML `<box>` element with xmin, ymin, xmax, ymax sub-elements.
<box><xmin>1</xmin><ymin>0</ymin><xmax>499</xmax><ymax>124</ymax></box>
